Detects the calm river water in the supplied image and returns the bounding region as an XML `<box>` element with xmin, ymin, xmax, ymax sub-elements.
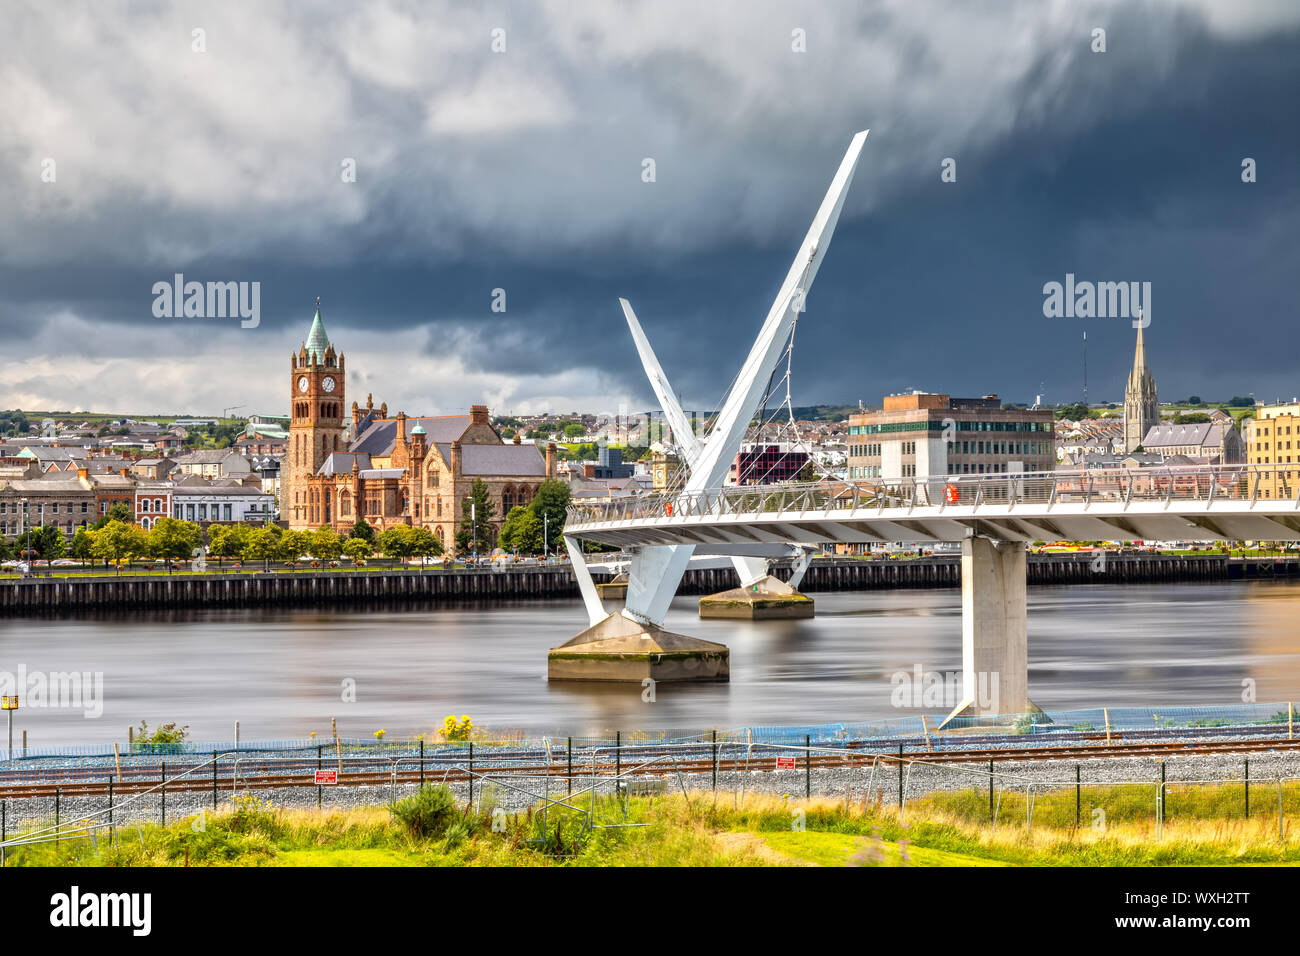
<box><xmin>2</xmin><ymin>580</ymin><xmax>1299</xmax><ymax>746</ymax></box>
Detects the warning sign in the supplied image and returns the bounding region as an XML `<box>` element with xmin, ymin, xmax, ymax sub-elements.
<box><xmin>314</xmin><ymin>769</ymin><xmax>338</xmax><ymax>785</ymax></box>
<box><xmin>775</xmin><ymin>755</ymin><xmax>797</xmax><ymax>770</ymax></box>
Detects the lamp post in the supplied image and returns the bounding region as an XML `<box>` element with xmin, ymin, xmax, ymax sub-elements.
<box><xmin>544</xmin><ymin>512</ymin><xmax>549</xmax><ymax>557</ymax></box>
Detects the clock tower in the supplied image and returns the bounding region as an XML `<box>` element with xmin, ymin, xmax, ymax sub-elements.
<box><xmin>287</xmin><ymin>299</ymin><xmax>345</xmax><ymax>528</ymax></box>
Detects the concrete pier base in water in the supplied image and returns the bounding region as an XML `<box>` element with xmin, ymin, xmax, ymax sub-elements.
<box><xmin>698</xmin><ymin>574</ymin><xmax>814</xmax><ymax>620</ymax></box>
<box><xmin>595</xmin><ymin>572</ymin><xmax>628</xmax><ymax>601</ymax></box>
<box><xmin>547</xmin><ymin>611</ymin><xmax>730</xmax><ymax>682</ymax></box>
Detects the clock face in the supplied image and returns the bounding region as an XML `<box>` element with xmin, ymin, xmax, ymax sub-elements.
<box><xmin>297</xmin><ymin>376</ymin><xmax>309</xmax><ymax>392</ymax></box>
<box><xmin>322</xmin><ymin>376</ymin><xmax>336</xmax><ymax>393</ymax></box>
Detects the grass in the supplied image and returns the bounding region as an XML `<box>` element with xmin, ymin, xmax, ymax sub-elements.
<box><xmin>8</xmin><ymin>781</ymin><xmax>1300</xmax><ymax>868</ymax></box>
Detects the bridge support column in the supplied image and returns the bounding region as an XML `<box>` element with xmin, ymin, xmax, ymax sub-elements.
<box><xmin>940</xmin><ymin>536</ymin><xmax>1040</xmax><ymax>727</ymax></box>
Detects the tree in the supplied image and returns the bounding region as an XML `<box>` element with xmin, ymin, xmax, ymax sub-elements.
<box><xmin>90</xmin><ymin>520</ymin><xmax>148</xmax><ymax>574</ymax></box>
<box><xmin>242</xmin><ymin>526</ymin><xmax>281</xmax><ymax>572</ymax></box>
<box><xmin>342</xmin><ymin>537</ymin><xmax>372</xmax><ymax>565</ymax></box>
<box><xmin>310</xmin><ymin>525</ymin><xmax>343</xmax><ymax>564</ymax></box>
<box><xmin>529</xmin><ymin>479</ymin><xmax>570</xmax><ymax>553</ymax></box>
<box><xmin>93</xmin><ymin>501</ymin><xmax>134</xmax><ymax>530</ymax></box>
<box><xmin>32</xmin><ymin>525</ymin><xmax>66</xmax><ymax>565</ymax></box>
<box><xmin>277</xmin><ymin>529</ymin><xmax>310</xmax><ymax>570</ymax></box>
<box><xmin>406</xmin><ymin>526</ymin><xmax>442</xmax><ymax>566</ymax></box>
<box><xmin>454</xmin><ymin>478</ymin><xmax>496</xmax><ymax>556</ymax></box>
<box><xmin>70</xmin><ymin>527</ymin><xmax>95</xmax><ymax>567</ymax></box>
<box><xmin>208</xmin><ymin>523</ymin><xmax>251</xmax><ymax>568</ymax></box>
<box><xmin>1173</xmin><ymin>412</ymin><xmax>1211</xmax><ymax>425</ymax></box>
<box><xmin>376</xmin><ymin>526</ymin><xmax>413</xmax><ymax>568</ymax></box>
<box><xmin>498</xmin><ymin>506</ymin><xmax>543</xmax><ymax>554</ymax></box>
<box><xmin>147</xmin><ymin>517</ymin><xmax>202</xmax><ymax>574</ymax></box>
<box><xmin>350</xmin><ymin>518</ymin><xmax>376</xmax><ymax>544</ymax></box>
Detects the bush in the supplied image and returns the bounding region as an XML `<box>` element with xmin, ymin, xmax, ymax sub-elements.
<box><xmin>391</xmin><ymin>784</ymin><xmax>458</xmax><ymax>840</ymax></box>
<box><xmin>441</xmin><ymin>715</ymin><xmax>473</xmax><ymax>741</ymax></box>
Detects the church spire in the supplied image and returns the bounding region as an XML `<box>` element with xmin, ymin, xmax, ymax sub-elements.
<box><xmin>1123</xmin><ymin>314</ymin><xmax>1158</xmax><ymax>453</ymax></box>
<box><xmin>304</xmin><ymin>296</ymin><xmax>331</xmax><ymax>365</ymax></box>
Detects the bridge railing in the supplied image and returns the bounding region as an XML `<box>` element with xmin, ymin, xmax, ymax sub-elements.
<box><xmin>565</xmin><ymin>464</ymin><xmax>1297</xmax><ymax>528</ymax></box>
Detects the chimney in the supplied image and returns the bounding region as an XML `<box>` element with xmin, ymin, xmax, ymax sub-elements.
<box><xmin>470</xmin><ymin>404</ymin><xmax>490</xmax><ymax>427</ymax></box>
<box><xmin>396</xmin><ymin>412</ymin><xmax>407</xmax><ymax>442</ymax></box>
<box><xmin>77</xmin><ymin>467</ymin><xmax>88</xmax><ymax>481</ymax></box>
<box><xmin>450</xmin><ymin>439</ymin><xmax>461</xmax><ymax>477</ymax></box>
<box><xmin>546</xmin><ymin>441</ymin><xmax>556</xmax><ymax>477</ymax></box>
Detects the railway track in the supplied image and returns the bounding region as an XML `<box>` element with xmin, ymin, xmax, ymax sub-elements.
<box><xmin>3</xmin><ymin>734</ymin><xmax>1299</xmax><ymax>801</ymax></box>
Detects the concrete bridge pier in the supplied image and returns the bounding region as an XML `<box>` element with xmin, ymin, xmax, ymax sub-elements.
<box><xmin>698</xmin><ymin>552</ymin><xmax>815</xmax><ymax>619</ymax></box>
<box><xmin>940</xmin><ymin>535</ymin><xmax>1040</xmax><ymax>727</ymax></box>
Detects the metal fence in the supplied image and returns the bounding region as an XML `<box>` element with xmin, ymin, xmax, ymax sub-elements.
<box><xmin>2</xmin><ymin>701</ymin><xmax>1297</xmax><ymax>791</ymax></box>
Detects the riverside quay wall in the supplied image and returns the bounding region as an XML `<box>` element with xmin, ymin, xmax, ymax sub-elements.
<box><xmin>0</xmin><ymin>554</ymin><xmax>1294</xmax><ymax>612</ymax></box>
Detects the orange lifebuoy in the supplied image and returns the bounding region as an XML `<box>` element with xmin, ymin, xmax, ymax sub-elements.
<box><xmin>944</xmin><ymin>484</ymin><xmax>960</xmax><ymax>504</ymax></box>
<box><xmin>665</xmin><ymin>502</ymin><xmax>673</xmax><ymax>517</ymax></box>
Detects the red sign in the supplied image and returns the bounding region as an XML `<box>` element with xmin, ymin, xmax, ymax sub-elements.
<box><xmin>314</xmin><ymin>769</ymin><xmax>338</xmax><ymax>785</ymax></box>
<box><xmin>775</xmin><ymin>755</ymin><xmax>797</xmax><ymax>770</ymax></box>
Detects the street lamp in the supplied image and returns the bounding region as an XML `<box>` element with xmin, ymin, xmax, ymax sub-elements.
<box><xmin>544</xmin><ymin>511</ymin><xmax>549</xmax><ymax>557</ymax></box>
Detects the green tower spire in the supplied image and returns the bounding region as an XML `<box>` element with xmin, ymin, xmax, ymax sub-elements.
<box><xmin>304</xmin><ymin>296</ymin><xmax>330</xmax><ymax>364</ymax></box>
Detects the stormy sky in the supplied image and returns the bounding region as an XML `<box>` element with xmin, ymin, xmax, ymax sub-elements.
<box><xmin>0</xmin><ymin>0</ymin><xmax>1296</xmax><ymax>419</ymax></box>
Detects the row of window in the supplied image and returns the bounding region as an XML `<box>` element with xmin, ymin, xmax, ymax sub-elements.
<box><xmin>848</xmin><ymin>420</ymin><xmax>1053</xmax><ymax>436</ymax></box>
<box><xmin>848</xmin><ymin>440</ymin><xmax>1052</xmax><ymax>458</ymax></box>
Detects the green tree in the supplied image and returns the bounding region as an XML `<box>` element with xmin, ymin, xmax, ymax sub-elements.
<box><xmin>342</xmin><ymin>537</ymin><xmax>372</xmax><ymax>565</ymax></box>
<box><xmin>32</xmin><ymin>525</ymin><xmax>67</xmax><ymax>565</ymax></box>
<box><xmin>498</xmin><ymin>506</ymin><xmax>543</xmax><ymax>554</ymax></box>
<box><xmin>529</xmin><ymin>479</ymin><xmax>570</xmax><ymax>553</ymax></box>
<box><xmin>454</xmin><ymin>478</ymin><xmax>496</xmax><ymax>556</ymax></box>
<box><xmin>310</xmin><ymin>525</ymin><xmax>343</xmax><ymax>564</ymax></box>
<box><xmin>208</xmin><ymin>523</ymin><xmax>251</xmax><ymax>568</ymax></box>
<box><xmin>406</xmin><ymin>526</ymin><xmax>442</xmax><ymax>567</ymax></box>
<box><xmin>242</xmin><ymin>526</ymin><xmax>281</xmax><ymax>572</ymax></box>
<box><xmin>277</xmin><ymin>529</ymin><xmax>310</xmax><ymax>571</ymax></box>
<box><xmin>147</xmin><ymin>517</ymin><xmax>202</xmax><ymax>574</ymax></box>
<box><xmin>376</xmin><ymin>526</ymin><xmax>414</xmax><ymax>568</ymax></box>
<box><xmin>70</xmin><ymin>527</ymin><xmax>95</xmax><ymax>567</ymax></box>
<box><xmin>350</xmin><ymin>518</ymin><xmax>376</xmax><ymax>544</ymax></box>
<box><xmin>90</xmin><ymin>520</ymin><xmax>148</xmax><ymax>574</ymax></box>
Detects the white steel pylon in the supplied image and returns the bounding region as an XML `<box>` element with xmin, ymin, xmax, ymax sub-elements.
<box><xmin>591</xmin><ymin>130</ymin><xmax>869</xmax><ymax>629</ymax></box>
<box><xmin>621</xmin><ymin>298</ymin><xmax>803</xmax><ymax>591</ymax></box>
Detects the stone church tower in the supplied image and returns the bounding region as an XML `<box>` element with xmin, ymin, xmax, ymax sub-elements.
<box><xmin>286</xmin><ymin>300</ymin><xmax>345</xmax><ymax>527</ymax></box>
<box><xmin>1123</xmin><ymin>318</ymin><xmax>1158</xmax><ymax>453</ymax></box>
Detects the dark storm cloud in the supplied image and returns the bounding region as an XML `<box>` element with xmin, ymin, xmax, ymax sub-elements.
<box><xmin>0</xmin><ymin>0</ymin><xmax>1296</xmax><ymax>413</ymax></box>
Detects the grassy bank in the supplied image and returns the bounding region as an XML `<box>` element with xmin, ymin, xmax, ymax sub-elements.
<box><xmin>8</xmin><ymin>782</ymin><xmax>1300</xmax><ymax>867</ymax></box>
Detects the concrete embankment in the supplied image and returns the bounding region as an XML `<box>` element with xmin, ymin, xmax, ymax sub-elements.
<box><xmin>0</xmin><ymin>554</ymin><xmax>1292</xmax><ymax>612</ymax></box>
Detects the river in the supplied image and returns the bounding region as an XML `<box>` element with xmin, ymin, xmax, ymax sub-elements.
<box><xmin>2</xmin><ymin>579</ymin><xmax>1299</xmax><ymax>746</ymax></box>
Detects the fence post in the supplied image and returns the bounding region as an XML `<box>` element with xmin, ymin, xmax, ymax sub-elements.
<box><xmin>108</xmin><ymin>774</ymin><xmax>114</xmax><ymax>843</ymax></box>
<box><xmin>989</xmin><ymin>759</ymin><xmax>994</xmax><ymax>822</ymax></box>
<box><xmin>1</xmin><ymin>799</ymin><xmax>5</xmax><ymax>867</ymax></box>
<box><xmin>55</xmin><ymin>787</ymin><xmax>60</xmax><ymax>846</ymax></box>
<box><xmin>1245</xmin><ymin>759</ymin><xmax>1250</xmax><ymax>819</ymax></box>
<box><xmin>567</xmin><ymin>737</ymin><xmax>573</xmax><ymax>796</ymax></box>
<box><xmin>616</xmin><ymin>731</ymin><xmax>621</xmax><ymax>779</ymax></box>
<box><xmin>211</xmin><ymin>750</ymin><xmax>217</xmax><ymax>809</ymax></box>
<box><xmin>805</xmin><ymin>734</ymin><xmax>811</xmax><ymax>798</ymax></box>
<box><xmin>712</xmin><ymin>730</ymin><xmax>717</xmax><ymax>792</ymax></box>
<box><xmin>468</xmin><ymin>742</ymin><xmax>474</xmax><ymax>805</ymax></box>
<box><xmin>897</xmin><ymin>743</ymin><xmax>904</xmax><ymax>809</ymax></box>
<box><xmin>1160</xmin><ymin>762</ymin><xmax>1166</xmax><ymax>824</ymax></box>
<box><xmin>420</xmin><ymin>738</ymin><xmax>425</xmax><ymax>787</ymax></box>
<box><xmin>161</xmin><ymin>759</ymin><xmax>167</xmax><ymax>826</ymax></box>
<box><xmin>1075</xmin><ymin>764</ymin><xmax>1081</xmax><ymax>827</ymax></box>
<box><xmin>317</xmin><ymin>744</ymin><xmax>323</xmax><ymax>810</ymax></box>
